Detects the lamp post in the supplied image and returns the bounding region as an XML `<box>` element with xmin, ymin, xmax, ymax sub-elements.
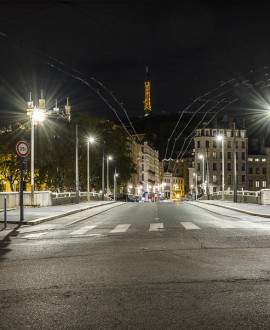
<box><xmin>193</xmin><ymin>172</ymin><xmax>197</xmax><ymax>200</ymax></box>
<box><xmin>75</xmin><ymin>125</ymin><xmax>79</xmax><ymax>204</ymax></box>
<box><xmin>199</xmin><ymin>154</ymin><xmax>205</xmax><ymax>195</ymax></box>
<box><xmin>87</xmin><ymin>137</ymin><xmax>95</xmax><ymax>201</ymax></box>
<box><xmin>107</xmin><ymin>155</ymin><xmax>112</xmax><ymax>196</ymax></box>
<box><xmin>217</xmin><ymin>135</ymin><xmax>225</xmax><ymax>200</ymax></box>
<box><xmin>28</xmin><ymin>93</ymin><xmax>46</xmax><ymax>205</ymax></box>
<box><xmin>114</xmin><ymin>168</ymin><xmax>118</xmax><ymax>201</ymax></box>
<box><xmin>206</xmin><ymin>145</ymin><xmax>210</xmax><ymax>200</ymax></box>
<box><xmin>233</xmin><ymin>122</ymin><xmax>237</xmax><ymax>203</ymax></box>
<box><xmin>102</xmin><ymin>142</ymin><xmax>105</xmax><ymax>201</ymax></box>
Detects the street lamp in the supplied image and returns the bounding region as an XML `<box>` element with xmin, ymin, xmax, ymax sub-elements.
<box><xmin>107</xmin><ymin>155</ymin><xmax>112</xmax><ymax>196</ymax></box>
<box><xmin>199</xmin><ymin>154</ymin><xmax>205</xmax><ymax>195</ymax></box>
<box><xmin>87</xmin><ymin>137</ymin><xmax>95</xmax><ymax>201</ymax></box>
<box><xmin>28</xmin><ymin>93</ymin><xmax>47</xmax><ymax>205</ymax></box>
<box><xmin>114</xmin><ymin>168</ymin><xmax>118</xmax><ymax>201</ymax></box>
<box><xmin>217</xmin><ymin>135</ymin><xmax>225</xmax><ymax>200</ymax></box>
<box><xmin>193</xmin><ymin>172</ymin><xmax>197</xmax><ymax>200</ymax></box>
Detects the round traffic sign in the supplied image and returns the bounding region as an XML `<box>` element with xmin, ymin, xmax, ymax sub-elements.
<box><xmin>16</xmin><ymin>141</ymin><xmax>30</xmax><ymax>158</ymax></box>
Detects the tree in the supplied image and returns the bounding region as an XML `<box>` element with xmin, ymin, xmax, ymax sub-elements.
<box><xmin>0</xmin><ymin>124</ymin><xmax>28</xmax><ymax>191</ymax></box>
<box><xmin>0</xmin><ymin>113</ymin><xmax>137</xmax><ymax>193</ymax></box>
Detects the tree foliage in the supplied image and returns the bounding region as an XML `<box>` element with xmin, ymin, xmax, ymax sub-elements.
<box><xmin>0</xmin><ymin>113</ymin><xmax>136</xmax><ymax>192</ymax></box>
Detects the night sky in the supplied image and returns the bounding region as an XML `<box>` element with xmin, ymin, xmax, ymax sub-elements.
<box><xmin>1</xmin><ymin>1</ymin><xmax>270</xmax><ymax>124</ymax></box>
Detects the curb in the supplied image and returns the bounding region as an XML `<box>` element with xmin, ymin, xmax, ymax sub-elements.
<box><xmin>0</xmin><ymin>202</ymin><xmax>125</xmax><ymax>241</ymax></box>
<box><xmin>0</xmin><ymin>229</ymin><xmax>14</xmax><ymax>241</ymax></box>
<box><xmin>194</xmin><ymin>201</ymin><xmax>270</xmax><ymax>218</ymax></box>
<box><xmin>26</xmin><ymin>201</ymin><xmax>117</xmax><ymax>225</ymax></box>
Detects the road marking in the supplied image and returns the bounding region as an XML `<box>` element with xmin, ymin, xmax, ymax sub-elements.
<box><xmin>180</xmin><ymin>222</ymin><xmax>201</xmax><ymax>230</ymax></box>
<box><xmin>149</xmin><ymin>223</ymin><xmax>164</xmax><ymax>231</ymax></box>
<box><xmin>23</xmin><ymin>232</ymin><xmax>48</xmax><ymax>239</ymax></box>
<box><xmin>110</xmin><ymin>224</ymin><xmax>131</xmax><ymax>233</ymax></box>
<box><xmin>207</xmin><ymin>220</ymin><xmax>238</xmax><ymax>229</ymax></box>
<box><xmin>69</xmin><ymin>226</ymin><xmax>96</xmax><ymax>235</ymax></box>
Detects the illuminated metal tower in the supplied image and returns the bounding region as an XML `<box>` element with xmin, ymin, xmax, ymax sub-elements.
<box><xmin>143</xmin><ymin>65</ymin><xmax>151</xmax><ymax>116</ymax></box>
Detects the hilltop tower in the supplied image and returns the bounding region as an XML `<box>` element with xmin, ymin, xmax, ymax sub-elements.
<box><xmin>143</xmin><ymin>65</ymin><xmax>151</xmax><ymax>116</ymax></box>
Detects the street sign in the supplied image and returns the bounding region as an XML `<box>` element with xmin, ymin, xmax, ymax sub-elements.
<box><xmin>16</xmin><ymin>141</ymin><xmax>30</xmax><ymax>158</ymax></box>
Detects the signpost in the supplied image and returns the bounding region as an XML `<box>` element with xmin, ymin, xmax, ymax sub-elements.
<box><xmin>16</xmin><ymin>141</ymin><xmax>30</xmax><ymax>221</ymax></box>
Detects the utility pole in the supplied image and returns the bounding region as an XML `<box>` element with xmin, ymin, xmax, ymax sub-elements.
<box><xmin>114</xmin><ymin>167</ymin><xmax>117</xmax><ymax>201</ymax></box>
<box><xmin>233</xmin><ymin>122</ymin><xmax>237</xmax><ymax>202</ymax></box>
<box><xmin>102</xmin><ymin>142</ymin><xmax>105</xmax><ymax>201</ymax></box>
<box><xmin>76</xmin><ymin>125</ymin><xmax>79</xmax><ymax>204</ymax></box>
<box><xmin>206</xmin><ymin>145</ymin><xmax>210</xmax><ymax>200</ymax></box>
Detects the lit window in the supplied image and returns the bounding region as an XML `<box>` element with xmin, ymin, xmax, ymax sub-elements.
<box><xmin>255</xmin><ymin>158</ymin><xmax>259</xmax><ymax>162</ymax></box>
<box><xmin>248</xmin><ymin>158</ymin><xmax>253</xmax><ymax>161</ymax></box>
<box><xmin>262</xmin><ymin>159</ymin><xmax>266</xmax><ymax>162</ymax></box>
<box><xmin>255</xmin><ymin>180</ymin><xmax>260</xmax><ymax>188</ymax></box>
<box><xmin>262</xmin><ymin>181</ymin><xmax>267</xmax><ymax>188</ymax></box>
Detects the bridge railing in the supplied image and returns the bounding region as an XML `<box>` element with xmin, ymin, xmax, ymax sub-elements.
<box><xmin>210</xmin><ymin>189</ymin><xmax>265</xmax><ymax>204</ymax></box>
<box><xmin>51</xmin><ymin>191</ymin><xmax>113</xmax><ymax>205</ymax></box>
<box><xmin>213</xmin><ymin>190</ymin><xmax>261</xmax><ymax>198</ymax></box>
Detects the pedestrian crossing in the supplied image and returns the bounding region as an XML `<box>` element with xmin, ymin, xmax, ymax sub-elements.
<box><xmin>20</xmin><ymin>219</ymin><xmax>270</xmax><ymax>239</ymax></box>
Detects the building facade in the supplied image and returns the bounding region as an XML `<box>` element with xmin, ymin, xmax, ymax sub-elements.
<box><xmin>127</xmin><ymin>140</ymin><xmax>160</xmax><ymax>200</ymax></box>
<box><xmin>194</xmin><ymin>126</ymin><xmax>248</xmax><ymax>195</ymax></box>
<box><xmin>247</xmin><ymin>154</ymin><xmax>269</xmax><ymax>191</ymax></box>
<box><xmin>161</xmin><ymin>171</ymin><xmax>185</xmax><ymax>200</ymax></box>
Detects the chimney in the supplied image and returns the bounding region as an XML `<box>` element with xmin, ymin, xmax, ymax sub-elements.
<box><xmin>229</xmin><ymin>117</ymin><xmax>234</xmax><ymax>129</ymax></box>
<box><xmin>213</xmin><ymin>117</ymin><xmax>218</xmax><ymax>128</ymax></box>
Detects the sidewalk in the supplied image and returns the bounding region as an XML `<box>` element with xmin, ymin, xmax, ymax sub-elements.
<box><xmin>193</xmin><ymin>200</ymin><xmax>270</xmax><ymax>218</ymax></box>
<box><xmin>0</xmin><ymin>201</ymin><xmax>118</xmax><ymax>226</ymax></box>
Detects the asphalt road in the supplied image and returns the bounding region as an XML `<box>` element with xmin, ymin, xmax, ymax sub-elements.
<box><xmin>1</xmin><ymin>201</ymin><xmax>270</xmax><ymax>329</ymax></box>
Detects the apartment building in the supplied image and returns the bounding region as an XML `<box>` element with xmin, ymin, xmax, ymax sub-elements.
<box><xmin>247</xmin><ymin>154</ymin><xmax>269</xmax><ymax>190</ymax></box>
<box><xmin>170</xmin><ymin>157</ymin><xmax>193</xmax><ymax>195</ymax></box>
<box><xmin>194</xmin><ymin>126</ymin><xmax>248</xmax><ymax>194</ymax></box>
<box><xmin>161</xmin><ymin>171</ymin><xmax>185</xmax><ymax>199</ymax></box>
<box><xmin>127</xmin><ymin>139</ymin><xmax>160</xmax><ymax>200</ymax></box>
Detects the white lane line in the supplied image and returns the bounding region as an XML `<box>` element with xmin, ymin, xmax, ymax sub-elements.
<box><xmin>69</xmin><ymin>226</ymin><xmax>96</xmax><ymax>235</ymax></box>
<box><xmin>23</xmin><ymin>232</ymin><xmax>48</xmax><ymax>239</ymax></box>
<box><xmin>180</xmin><ymin>222</ymin><xmax>201</xmax><ymax>230</ymax></box>
<box><xmin>110</xmin><ymin>224</ymin><xmax>131</xmax><ymax>233</ymax></box>
<box><xmin>149</xmin><ymin>223</ymin><xmax>164</xmax><ymax>231</ymax></box>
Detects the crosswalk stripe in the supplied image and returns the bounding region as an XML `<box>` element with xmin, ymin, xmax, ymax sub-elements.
<box><xmin>149</xmin><ymin>223</ymin><xmax>164</xmax><ymax>231</ymax></box>
<box><xmin>110</xmin><ymin>224</ymin><xmax>131</xmax><ymax>233</ymax></box>
<box><xmin>23</xmin><ymin>232</ymin><xmax>48</xmax><ymax>239</ymax></box>
<box><xmin>69</xmin><ymin>226</ymin><xmax>96</xmax><ymax>235</ymax></box>
<box><xmin>180</xmin><ymin>222</ymin><xmax>201</xmax><ymax>230</ymax></box>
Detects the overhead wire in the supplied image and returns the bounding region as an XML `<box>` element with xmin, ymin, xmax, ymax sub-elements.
<box><xmin>165</xmin><ymin>70</ymin><xmax>269</xmax><ymax>162</ymax></box>
<box><xmin>175</xmin><ymin>75</ymin><xmax>269</xmax><ymax>160</ymax></box>
<box><xmin>162</xmin><ymin>78</ymin><xmax>236</xmax><ymax>161</ymax></box>
<box><xmin>0</xmin><ymin>32</ymin><xmax>142</xmax><ymax>144</ymax></box>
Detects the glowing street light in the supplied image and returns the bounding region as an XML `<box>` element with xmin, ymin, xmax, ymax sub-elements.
<box><xmin>87</xmin><ymin>136</ymin><xmax>95</xmax><ymax>201</ymax></box>
<box><xmin>193</xmin><ymin>172</ymin><xmax>197</xmax><ymax>200</ymax></box>
<box><xmin>217</xmin><ymin>135</ymin><xmax>225</xmax><ymax>200</ymax></box>
<box><xmin>27</xmin><ymin>91</ymin><xmax>47</xmax><ymax>205</ymax></box>
<box><xmin>199</xmin><ymin>153</ymin><xmax>205</xmax><ymax>195</ymax></box>
<box><xmin>107</xmin><ymin>155</ymin><xmax>113</xmax><ymax>196</ymax></box>
<box><xmin>114</xmin><ymin>169</ymin><xmax>118</xmax><ymax>201</ymax></box>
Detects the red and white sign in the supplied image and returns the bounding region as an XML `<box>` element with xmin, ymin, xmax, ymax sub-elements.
<box><xmin>16</xmin><ymin>141</ymin><xmax>30</xmax><ymax>158</ymax></box>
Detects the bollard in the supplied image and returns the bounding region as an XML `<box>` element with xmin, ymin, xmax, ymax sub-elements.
<box><xmin>4</xmin><ymin>195</ymin><xmax>7</xmax><ymax>228</ymax></box>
